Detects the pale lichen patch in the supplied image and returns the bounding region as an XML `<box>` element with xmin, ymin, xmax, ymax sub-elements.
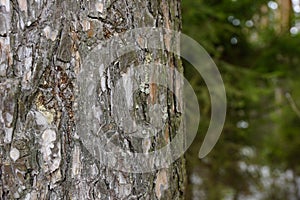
<box><xmin>10</xmin><ymin>147</ymin><xmax>20</xmax><ymax>162</ymax></box>
<box><xmin>41</xmin><ymin>129</ymin><xmax>61</xmax><ymax>172</ymax></box>
<box><xmin>50</xmin><ymin>31</ymin><xmax>58</xmax><ymax>41</ymax></box>
<box><xmin>95</xmin><ymin>2</ymin><xmax>104</xmax><ymax>13</ymax></box>
<box><xmin>4</xmin><ymin>127</ymin><xmax>12</xmax><ymax>143</ymax></box>
<box><xmin>5</xmin><ymin>112</ymin><xmax>13</xmax><ymax>126</ymax></box>
<box><xmin>0</xmin><ymin>0</ymin><xmax>10</xmax><ymax>12</ymax></box>
<box><xmin>43</xmin><ymin>26</ymin><xmax>58</xmax><ymax>41</ymax></box>
<box><xmin>43</xmin><ymin>26</ymin><xmax>51</xmax><ymax>39</ymax></box>
<box><xmin>35</xmin><ymin>111</ymin><xmax>48</xmax><ymax>126</ymax></box>
<box><xmin>42</xmin><ymin>129</ymin><xmax>56</xmax><ymax>145</ymax></box>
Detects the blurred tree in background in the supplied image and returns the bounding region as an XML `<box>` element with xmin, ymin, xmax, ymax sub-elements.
<box><xmin>182</xmin><ymin>0</ymin><xmax>300</xmax><ymax>199</ymax></box>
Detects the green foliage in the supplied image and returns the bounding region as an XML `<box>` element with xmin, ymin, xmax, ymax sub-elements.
<box><xmin>182</xmin><ymin>0</ymin><xmax>300</xmax><ymax>199</ymax></box>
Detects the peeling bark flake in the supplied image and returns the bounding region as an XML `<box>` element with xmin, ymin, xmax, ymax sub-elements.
<box><xmin>155</xmin><ymin>169</ymin><xmax>169</xmax><ymax>199</ymax></box>
<box><xmin>17</xmin><ymin>0</ymin><xmax>27</xmax><ymax>12</ymax></box>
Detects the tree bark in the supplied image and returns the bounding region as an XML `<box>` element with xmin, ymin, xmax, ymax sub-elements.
<box><xmin>277</xmin><ymin>0</ymin><xmax>292</xmax><ymax>32</ymax></box>
<box><xmin>0</xmin><ymin>0</ymin><xmax>185</xmax><ymax>199</ymax></box>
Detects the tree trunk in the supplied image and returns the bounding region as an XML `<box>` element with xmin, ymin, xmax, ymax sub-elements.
<box><xmin>277</xmin><ymin>0</ymin><xmax>292</xmax><ymax>32</ymax></box>
<box><xmin>0</xmin><ymin>0</ymin><xmax>185</xmax><ymax>199</ymax></box>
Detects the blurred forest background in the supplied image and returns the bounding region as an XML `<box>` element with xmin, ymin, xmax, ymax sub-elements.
<box><xmin>182</xmin><ymin>0</ymin><xmax>300</xmax><ymax>199</ymax></box>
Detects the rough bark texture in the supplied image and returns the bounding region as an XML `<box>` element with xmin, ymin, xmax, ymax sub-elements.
<box><xmin>0</xmin><ymin>0</ymin><xmax>185</xmax><ymax>199</ymax></box>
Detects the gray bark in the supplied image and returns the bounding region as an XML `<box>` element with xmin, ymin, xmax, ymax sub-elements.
<box><xmin>0</xmin><ymin>0</ymin><xmax>185</xmax><ymax>199</ymax></box>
